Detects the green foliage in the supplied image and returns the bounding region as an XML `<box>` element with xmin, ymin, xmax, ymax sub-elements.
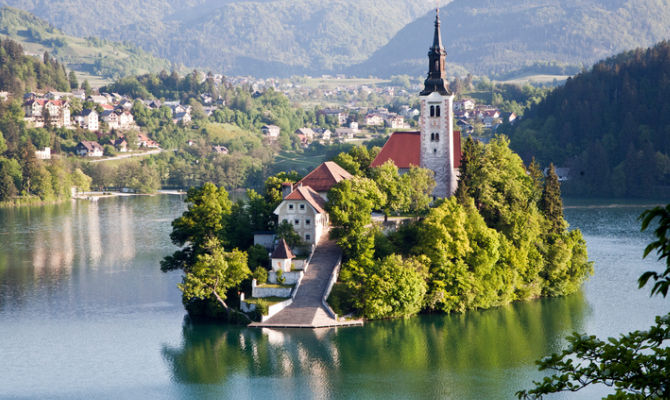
<box><xmin>518</xmin><ymin>203</ymin><xmax>670</xmax><ymax>400</ymax></box>
<box><xmin>504</xmin><ymin>41</ymin><xmax>670</xmax><ymax>197</ymax></box>
<box><xmin>0</xmin><ymin>37</ymin><xmax>69</xmax><ymax>93</ymax></box>
<box><xmin>358</xmin><ymin>255</ymin><xmax>428</xmax><ymax>319</ymax></box>
<box><xmin>275</xmin><ymin>220</ymin><xmax>303</xmax><ymax>249</ymax></box>
<box><xmin>276</xmin><ymin>269</ymin><xmax>286</xmax><ymax>285</ymax></box>
<box><xmin>252</xmin><ymin>266</ymin><xmax>268</xmax><ymax>285</ymax></box>
<box><xmin>540</xmin><ymin>164</ymin><xmax>567</xmax><ymax>234</ymax></box>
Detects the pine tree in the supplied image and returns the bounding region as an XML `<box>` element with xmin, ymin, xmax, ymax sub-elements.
<box><xmin>540</xmin><ymin>163</ymin><xmax>567</xmax><ymax>233</ymax></box>
<box><xmin>455</xmin><ymin>136</ymin><xmax>476</xmax><ymax>205</ymax></box>
<box><xmin>0</xmin><ymin>167</ymin><xmax>17</xmax><ymax>201</ymax></box>
<box><xmin>527</xmin><ymin>157</ymin><xmax>544</xmax><ymax>204</ymax></box>
<box><xmin>68</xmin><ymin>71</ymin><xmax>78</xmax><ymax>90</ymax></box>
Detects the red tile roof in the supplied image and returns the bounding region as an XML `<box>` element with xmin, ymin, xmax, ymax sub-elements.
<box><xmin>271</xmin><ymin>238</ymin><xmax>295</xmax><ymax>259</ymax></box>
<box><xmin>453</xmin><ymin>130</ymin><xmax>462</xmax><ymax>169</ymax></box>
<box><xmin>370</xmin><ymin>131</ymin><xmax>421</xmax><ymax>168</ymax></box>
<box><xmin>296</xmin><ymin>161</ymin><xmax>353</xmax><ymax>193</ymax></box>
<box><xmin>284</xmin><ymin>186</ymin><xmax>327</xmax><ymax>214</ymax></box>
<box><xmin>370</xmin><ymin>130</ymin><xmax>463</xmax><ymax>169</ymax></box>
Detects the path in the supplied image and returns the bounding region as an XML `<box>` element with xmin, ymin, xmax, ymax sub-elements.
<box><xmin>88</xmin><ymin>149</ymin><xmax>163</xmax><ymax>163</ymax></box>
<box><xmin>249</xmin><ymin>237</ymin><xmax>363</xmax><ymax>329</ymax></box>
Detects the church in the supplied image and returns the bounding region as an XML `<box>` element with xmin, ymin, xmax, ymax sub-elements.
<box><xmin>370</xmin><ymin>9</ymin><xmax>461</xmax><ymax>198</ymax></box>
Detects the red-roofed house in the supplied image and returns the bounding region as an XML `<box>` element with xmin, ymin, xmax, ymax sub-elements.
<box><xmin>274</xmin><ymin>185</ymin><xmax>329</xmax><ymax>245</ymax></box>
<box><xmin>294</xmin><ymin>161</ymin><xmax>353</xmax><ymax>200</ymax></box>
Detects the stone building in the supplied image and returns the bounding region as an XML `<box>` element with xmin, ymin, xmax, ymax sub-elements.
<box><xmin>370</xmin><ymin>9</ymin><xmax>461</xmax><ymax>198</ymax></box>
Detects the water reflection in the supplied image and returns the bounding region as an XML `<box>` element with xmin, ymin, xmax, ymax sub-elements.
<box><xmin>0</xmin><ymin>198</ymin><xmax>147</xmax><ymax>310</ymax></box>
<box><xmin>163</xmin><ymin>292</ymin><xmax>587</xmax><ymax>399</ymax></box>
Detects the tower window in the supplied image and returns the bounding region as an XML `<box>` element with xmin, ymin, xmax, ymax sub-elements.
<box><xmin>430</xmin><ymin>133</ymin><xmax>434</xmax><ymax>141</ymax></box>
<box><xmin>434</xmin><ymin>148</ymin><xmax>437</xmax><ymax>154</ymax></box>
<box><xmin>436</xmin><ymin>106</ymin><xmax>441</xmax><ymax>117</ymax></box>
<box><xmin>430</xmin><ymin>105</ymin><xmax>435</xmax><ymax>117</ymax></box>
<box><xmin>435</xmin><ymin>133</ymin><xmax>440</xmax><ymax>141</ymax></box>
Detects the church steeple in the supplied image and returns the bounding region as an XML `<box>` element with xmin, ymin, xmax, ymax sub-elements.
<box><xmin>420</xmin><ymin>8</ymin><xmax>451</xmax><ymax>96</ymax></box>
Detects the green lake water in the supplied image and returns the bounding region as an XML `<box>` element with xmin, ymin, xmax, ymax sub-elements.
<box><xmin>0</xmin><ymin>196</ymin><xmax>666</xmax><ymax>399</ymax></box>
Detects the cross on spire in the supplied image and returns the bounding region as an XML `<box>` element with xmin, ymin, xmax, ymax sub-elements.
<box><xmin>420</xmin><ymin>8</ymin><xmax>451</xmax><ymax>96</ymax></box>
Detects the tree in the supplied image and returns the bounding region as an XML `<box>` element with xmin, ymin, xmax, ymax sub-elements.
<box><xmin>540</xmin><ymin>164</ymin><xmax>567</xmax><ymax>234</ymax></box>
<box><xmin>81</xmin><ymin>80</ymin><xmax>92</xmax><ymax>97</ymax></box>
<box><xmin>68</xmin><ymin>70</ymin><xmax>78</xmax><ymax>90</ymax></box>
<box><xmin>178</xmin><ymin>237</ymin><xmax>250</xmax><ymax>312</ymax></box>
<box><xmin>275</xmin><ymin>220</ymin><xmax>303</xmax><ymax>248</ymax></box>
<box><xmin>358</xmin><ymin>254</ymin><xmax>428</xmax><ymax>319</ymax></box>
<box><xmin>517</xmin><ymin>204</ymin><xmax>670</xmax><ymax>399</ymax></box>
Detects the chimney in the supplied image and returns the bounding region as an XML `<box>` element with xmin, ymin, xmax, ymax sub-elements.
<box><xmin>281</xmin><ymin>182</ymin><xmax>293</xmax><ymax>199</ymax></box>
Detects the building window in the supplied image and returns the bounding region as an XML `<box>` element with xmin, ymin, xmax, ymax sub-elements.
<box><xmin>305</xmin><ymin>234</ymin><xmax>311</xmax><ymax>241</ymax></box>
<box><xmin>306</xmin><ymin>219</ymin><xmax>311</xmax><ymax>225</ymax></box>
<box><xmin>294</xmin><ymin>219</ymin><xmax>299</xmax><ymax>225</ymax></box>
<box><xmin>430</xmin><ymin>133</ymin><xmax>434</xmax><ymax>141</ymax></box>
<box><xmin>288</xmin><ymin>204</ymin><xmax>294</xmax><ymax>210</ymax></box>
<box><xmin>435</xmin><ymin>133</ymin><xmax>439</xmax><ymax>141</ymax></box>
<box><xmin>299</xmin><ymin>204</ymin><xmax>305</xmax><ymax>210</ymax></box>
<box><xmin>436</xmin><ymin>106</ymin><xmax>441</xmax><ymax>117</ymax></box>
<box><xmin>430</xmin><ymin>105</ymin><xmax>435</xmax><ymax>117</ymax></box>
<box><xmin>434</xmin><ymin>148</ymin><xmax>437</xmax><ymax>154</ymax></box>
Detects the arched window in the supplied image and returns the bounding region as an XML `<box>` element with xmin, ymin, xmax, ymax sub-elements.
<box><xmin>430</xmin><ymin>105</ymin><xmax>435</xmax><ymax>117</ymax></box>
<box><xmin>430</xmin><ymin>133</ymin><xmax>434</xmax><ymax>141</ymax></box>
<box><xmin>435</xmin><ymin>133</ymin><xmax>440</xmax><ymax>141</ymax></box>
<box><xmin>436</xmin><ymin>106</ymin><xmax>441</xmax><ymax>117</ymax></box>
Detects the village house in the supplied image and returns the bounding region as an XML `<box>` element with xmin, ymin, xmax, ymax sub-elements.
<box><xmin>100</xmin><ymin>110</ymin><xmax>120</xmax><ymax>130</ymax></box>
<box><xmin>113</xmin><ymin>137</ymin><xmax>128</xmax><ymax>152</ymax></box>
<box><xmin>117</xmin><ymin>110</ymin><xmax>135</xmax><ymax>129</ymax></box>
<box><xmin>23</xmin><ymin>99</ymin><xmax>71</xmax><ymax>128</ymax></box>
<box><xmin>137</xmin><ymin>133</ymin><xmax>160</xmax><ymax>148</ymax></box>
<box><xmin>73</xmin><ymin>109</ymin><xmax>99</xmax><ymax>131</ymax></box>
<box><xmin>76</xmin><ymin>141</ymin><xmax>103</xmax><ymax>157</ymax></box>
<box><xmin>454</xmin><ymin>98</ymin><xmax>475</xmax><ymax>111</ymax></box>
<box><xmin>364</xmin><ymin>113</ymin><xmax>384</xmax><ymax>126</ymax></box>
<box><xmin>385</xmin><ymin>115</ymin><xmax>406</xmax><ymax>129</ymax></box>
<box><xmin>295</xmin><ymin>128</ymin><xmax>316</xmax><ymax>142</ymax></box>
<box><xmin>319</xmin><ymin>108</ymin><xmax>347</xmax><ymax>126</ymax></box>
<box><xmin>270</xmin><ymin>238</ymin><xmax>295</xmax><ymax>273</ymax></box>
<box><xmin>274</xmin><ymin>185</ymin><xmax>328</xmax><ymax>245</ymax></box>
<box><xmin>173</xmin><ymin>111</ymin><xmax>191</xmax><ymax>125</ymax></box>
<box><xmin>212</xmin><ymin>145</ymin><xmax>229</xmax><ymax>155</ymax></box>
<box><xmin>262</xmin><ymin>124</ymin><xmax>281</xmax><ymax>139</ymax></box>
<box><xmin>273</xmin><ymin>161</ymin><xmax>353</xmax><ymax>245</ymax></box>
<box><xmin>34</xmin><ymin>147</ymin><xmax>51</xmax><ymax>160</ymax></box>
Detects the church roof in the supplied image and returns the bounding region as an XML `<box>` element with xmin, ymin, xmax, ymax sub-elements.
<box><xmin>370</xmin><ymin>131</ymin><xmax>421</xmax><ymax>168</ymax></box>
<box><xmin>284</xmin><ymin>185</ymin><xmax>327</xmax><ymax>214</ymax></box>
<box><xmin>369</xmin><ymin>130</ymin><xmax>462</xmax><ymax>170</ymax></box>
<box><xmin>295</xmin><ymin>161</ymin><xmax>352</xmax><ymax>193</ymax></box>
<box><xmin>271</xmin><ymin>238</ymin><xmax>295</xmax><ymax>259</ymax></box>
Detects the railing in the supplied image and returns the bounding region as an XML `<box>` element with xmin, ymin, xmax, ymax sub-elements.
<box><xmin>321</xmin><ymin>255</ymin><xmax>342</xmax><ymax>320</ymax></box>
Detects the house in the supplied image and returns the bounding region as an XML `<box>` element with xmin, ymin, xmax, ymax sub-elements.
<box><xmin>270</xmin><ymin>238</ymin><xmax>295</xmax><ymax>273</ymax></box>
<box><xmin>545</xmin><ymin>167</ymin><xmax>570</xmax><ymax>182</ymax></box>
<box><xmin>293</xmin><ymin>161</ymin><xmax>353</xmax><ymax>200</ymax></box>
<box><xmin>0</xmin><ymin>91</ymin><xmax>10</xmax><ymax>102</ymax></box>
<box><xmin>73</xmin><ymin>109</ymin><xmax>99</xmax><ymax>131</ymax></box>
<box><xmin>385</xmin><ymin>115</ymin><xmax>406</xmax><ymax>129</ymax></box>
<box><xmin>273</xmin><ymin>185</ymin><xmax>329</xmax><ymax>245</ymax></box>
<box><xmin>173</xmin><ymin>111</ymin><xmax>191</xmax><ymax>125</ymax></box>
<box><xmin>364</xmin><ymin>113</ymin><xmax>384</xmax><ymax>126</ymax></box>
<box><xmin>137</xmin><ymin>133</ymin><xmax>160</xmax><ymax>148</ymax></box>
<box><xmin>320</xmin><ymin>129</ymin><xmax>332</xmax><ymax>141</ymax></box>
<box><xmin>100</xmin><ymin>110</ymin><xmax>120</xmax><ymax>130</ymax></box>
<box><xmin>23</xmin><ymin>99</ymin><xmax>70</xmax><ymax>128</ymax></box>
<box><xmin>454</xmin><ymin>99</ymin><xmax>475</xmax><ymax>111</ymax></box>
<box><xmin>370</xmin><ymin>10</ymin><xmax>462</xmax><ymax>198</ymax></box>
<box><xmin>35</xmin><ymin>147</ymin><xmax>51</xmax><ymax>160</ymax></box>
<box><xmin>212</xmin><ymin>145</ymin><xmax>229</xmax><ymax>155</ymax></box>
<box><xmin>87</xmin><ymin>95</ymin><xmax>109</xmax><ymax>105</ymax></box>
<box><xmin>113</xmin><ymin>137</ymin><xmax>128</xmax><ymax>152</ymax></box>
<box><xmin>335</xmin><ymin>127</ymin><xmax>355</xmax><ymax>140</ymax></box>
<box><xmin>295</xmin><ymin>128</ymin><xmax>316</xmax><ymax>142</ymax></box>
<box><xmin>76</xmin><ymin>141</ymin><xmax>103</xmax><ymax>157</ymax></box>
<box><xmin>118</xmin><ymin>110</ymin><xmax>135</xmax><ymax>129</ymax></box>
<box><xmin>319</xmin><ymin>108</ymin><xmax>347</xmax><ymax>126</ymax></box>
<box><xmin>261</xmin><ymin>124</ymin><xmax>280</xmax><ymax>139</ymax></box>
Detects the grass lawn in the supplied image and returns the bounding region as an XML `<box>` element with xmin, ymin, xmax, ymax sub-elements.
<box><xmin>244</xmin><ymin>296</ymin><xmax>288</xmax><ymax>306</ymax></box>
<box><xmin>302</xmin><ymin>77</ymin><xmax>390</xmax><ymax>89</ymax></box>
<box><xmin>270</xmin><ymin>150</ymin><xmax>326</xmax><ymax>174</ymax></box>
<box><xmin>258</xmin><ymin>283</ymin><xmax>294</xmax><ymax>289</ymax></box>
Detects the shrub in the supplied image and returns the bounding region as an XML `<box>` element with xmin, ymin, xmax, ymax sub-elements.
<box><xmin>252</xmin><ymin>266</ymin><xmax>268</xmax><ymax>284</ymax></box>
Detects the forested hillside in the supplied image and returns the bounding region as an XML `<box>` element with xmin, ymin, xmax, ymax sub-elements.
<box><xmin>0</xmin><ymin>7</ymin><xmax>172</xmax><ymax>80</ymax></box>
<box><xmin>0</xmin><ymin>0</ymin><xmax>439</xmax><ymax>77</ymax></box>
<box><xmin>354</xmin><ymin>0</ymin><xmax>670</xmax><ymax>78</ymax></box>
<box><xmin>500</xmin><ymin>41</ymin><xmax>670</xmax><ymax>197</ymax></box>
<box><xmin>0</xmin><ymin>37</ymin><xmax>70</xmax><ymax>93</ymax></box>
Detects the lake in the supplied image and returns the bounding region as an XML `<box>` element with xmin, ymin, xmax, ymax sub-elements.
<box><xmin>0</xmin><ymin>196</ymin><xmax>666</xmax><ymax>399</ymax></box>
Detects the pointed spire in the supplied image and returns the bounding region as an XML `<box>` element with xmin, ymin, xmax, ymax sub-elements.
<box><xmin>421</xmin><ymin>8</ymin><xmax>451</xmax><ymax>96</ymax></box>
<box><xmin>432</xmin><ymin>8</ymin><xmax>442</xmax><ymax>50</ymax></box>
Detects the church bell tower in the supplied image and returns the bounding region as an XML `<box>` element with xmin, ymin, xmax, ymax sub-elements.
<box><xmin>419</xmin><ymin>9</ymin><xmax>457</xmax><ymax>198</ymax></box>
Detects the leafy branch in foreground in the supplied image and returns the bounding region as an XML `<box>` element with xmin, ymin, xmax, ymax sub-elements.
<box><xmin>517</xmin><ymin>204</ymin><xmax>670</xmax><ymax>399</ymax></box>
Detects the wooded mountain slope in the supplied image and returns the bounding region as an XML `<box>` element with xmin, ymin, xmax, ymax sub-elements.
<box><xmin>0</xmin><ymin>0</ymin><xmax>438</xmax><ymax>77</ymax></box>
<box><xmin>501</xmin><ymin>41</ymin><xmax>670</xmax><ymax>197</ymax></box>
<box><xmin>353</xmin><ymin>0</ymin><xmax>670</xmax><ymax>78</ymax></box>
<box><xmin>0</xmin><ymin>7</ymin><xmax>172</xmax><ymax>80</ymax></box>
